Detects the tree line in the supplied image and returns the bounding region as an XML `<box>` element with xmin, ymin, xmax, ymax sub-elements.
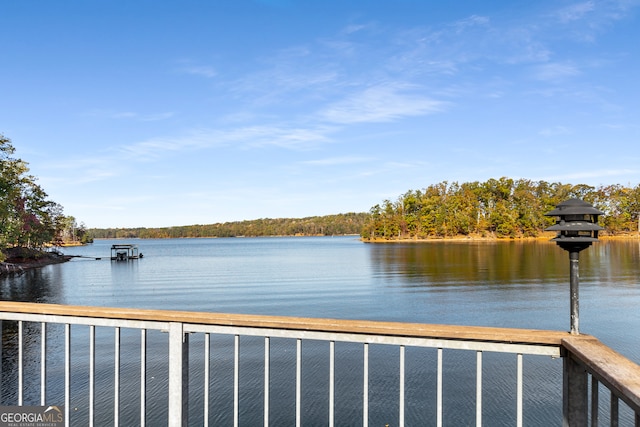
<box><xmin>88</xmin><ymin>212</ymin><xmax>368</xmax><ymax>239</ymax></box>
<box><xmin>361</xmin><ymin>178</ymin><xmax>640</xmax><ymax>240</ymax></box>
<box><xmin>0</xmin><ymin>134</ymin><xmax>88</xmax><ymax>261</ymax></box>
<box><xmin>4</xmin><ymin>131</ymin><xmax>636</xmax><ymax>247</ymax></box>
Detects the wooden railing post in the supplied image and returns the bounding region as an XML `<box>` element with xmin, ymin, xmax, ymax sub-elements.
<box><xmin>563</xmin><ymin>353</ymin><xmax>588</xmax><ymax>427</ymax></box>
<box><xmin>0</xmin><ymin>320</ymin><xmax>2</xmax><ymax>406</ymax></box>
<box><xmin>168</xmin><ymin>322</ymin><xmax>189</xmax><ymax>427</ymax></box>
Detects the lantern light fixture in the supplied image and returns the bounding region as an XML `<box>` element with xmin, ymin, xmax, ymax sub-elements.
<box><xmin>545</xmin><ymin>198</ymin><xmax>604</xmax><ymax>334</ymax></box>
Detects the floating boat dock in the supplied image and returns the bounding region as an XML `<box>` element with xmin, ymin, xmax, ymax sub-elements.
<box><xmin>110</xmin><ymin>244</ymin><xmax>142</xmax><ymax>261</ymax></box>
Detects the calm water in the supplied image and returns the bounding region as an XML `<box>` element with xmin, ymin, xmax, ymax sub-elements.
<box><xmin>1</xmin><ymin>237</ymin><xmax>639</xmax><ymax>425</ymax></box>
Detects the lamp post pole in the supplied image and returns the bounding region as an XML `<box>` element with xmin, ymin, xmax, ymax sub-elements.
<box><xmin>569</xmin><ymin>250</ymin><xmax>580</xmax><ymax>334</ymax></box>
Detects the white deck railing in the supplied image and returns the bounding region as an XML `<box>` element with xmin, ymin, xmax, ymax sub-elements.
<box><xmin>0</xmin><ymin>301</ymin><xmax>639</xmax><ymax>426</ymax></box>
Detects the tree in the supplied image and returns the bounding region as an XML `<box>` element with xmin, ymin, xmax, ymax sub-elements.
<box><xmin>0</xmin><ymin>134</ymin><xmax>66</xmax><ymax>251</ymax></box>
<box><xmin>361</xmin><ymin>178</ymin><xmax>640</xmax><ymax>240</ymax></box>
<box><xmin>57</xmin><ymin>215</ymin><xmax>90</xmax><ymax>244</ymax></box>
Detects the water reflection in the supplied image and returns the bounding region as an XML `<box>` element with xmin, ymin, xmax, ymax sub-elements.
<box><xmin>367</xmin><ymin>239</ymin><xmax>640</xmax><ymax>296</ymax></box>
<box><xmin>369</xmin><ymin>241</ymin><xmax>568</xmax><ymax>287</ymax></box>
<box><xmin>110</xmin><ymin>259</ymin><xmax>140</xmax><ymax>287</ymax></box>
<box><xmin>584</xmin><ymin>239</ymin><xmax>640</xmax><ymax>287</ymax></box>
<box><xmin>0</xmin><ymin>266</ymin><xmax>65</xmax><ymax>304</ymax></box>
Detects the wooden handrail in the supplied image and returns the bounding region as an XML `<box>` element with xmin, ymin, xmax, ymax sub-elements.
<box><xmin>563</xmin><ymin>335</ymin><xmax>640</xmax><ymax>413</ymax></box>
<box><xmin>0</xmin><ymin>301</ymin><xmax>569</xmax><ymax>346</ymax></box>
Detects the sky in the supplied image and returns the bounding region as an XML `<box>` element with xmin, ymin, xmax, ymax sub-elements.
<box><xmin>1</xmin><ymin>0</ymin><xmax>639</xmax><ymax>228</ymax></box>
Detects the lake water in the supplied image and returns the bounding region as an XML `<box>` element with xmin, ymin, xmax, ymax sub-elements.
<box><xmin>1</xmin><ymin>237</ymin><xmax>639</xmax><ymax>425</ymax></box>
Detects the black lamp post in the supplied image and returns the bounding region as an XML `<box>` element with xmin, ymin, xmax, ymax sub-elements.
<box><xmin>545</xmin><ymin>198</ymin><xmax>604</xmax><ymax>335</ymax></box>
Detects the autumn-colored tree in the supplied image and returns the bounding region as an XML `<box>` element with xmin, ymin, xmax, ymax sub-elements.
<box><xmin>361</xmin><ymin>178</ymin><xmax>640</xmax><ymax>240</ymax></box>
<box><xmin>0</xmin><ymin>134</ymin><xmax>67</xmax><ymax>255</ymax></box>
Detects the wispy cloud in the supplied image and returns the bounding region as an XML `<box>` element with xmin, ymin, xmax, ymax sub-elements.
<box><xmin>539</xmin><ymin>125</ymin><xmax>572</xmax><ymax>136</ymax></box>
<box><xmin>341</xmin><ymin>24</ymin><xmax>368</xmax><ymax>35</ymax></box>
<box><xmin>352</xmin><ymin>159</ymin><xmax>430</xmax><ymax>182</ymax></box>
<box><xmin>545</xmin><ymin>168</ymin><xmax>639</xmax><ymax>183</ymax></box>
<box><xmin>86</xmin><ymin>110</ymin><xmax>175</xmax><ymax>122</ymax></box>
<box><xmin>219</xmin><ymin>8</ymin><xmax>606</xmax><ymax>125</ymax></box>
<box><xmin>239</xmin><ymin>125</ymin><xmax>335</xmax><ymax>149</ymax></box>
<box><xmin>555</xmin><ymin>1</ymin><xmax>596</xmax><ymax>23</ymax></box>
<box><xmin>320</xmin><ymin>83</ymin><xmax>447</xmax><ymax>124</ymax></box>
<box><xmin>37</xmin><ymin>155</ymin><xmax>125</xmax><ymax>188</ymax></box>
<box><xmin>451</xmin><ymin>15</ymin><xmax>490</xmax><ymax>33</ymax></box>
<box><xmin>227</xmin><ymin>45</ymin><xmax>340</xmax><ymax>106</ymax></box>
<box><xmin>532</xmin><ymin>62</ymin><xmax>581</xmax><ymax>81</ymax></box>
<box><xmin>180</xmin><ymin>65</ymin><xmax>217</xmax><ymax>78</ymax></box>
<box><xmin>549</xmin><ymin>0</ymin><xmax>636</xmax><ymax>41</ymax></box>
<box><xmin>119</xmin><ymin>124</ymin><xmax>336</xmax><ymax>159</ymax></box>
<box><xmin>119</xmin><ymin>130</ymin><xmax>224</xmax><ymax>159</ymax></box>
<box><xmin>118</xmin><ymin>112</ymin><xmax>175</xmax><ymax>121</ymax></box>
<box><xmin>301</xmin><ymin>156</ymin><xmax>372</xmax><ymax>166</ymax></box>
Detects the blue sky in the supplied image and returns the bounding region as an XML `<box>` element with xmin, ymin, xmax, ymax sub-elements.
<box><xmin>1</xmin><ymin>0</ymin><xmax>639</xmax><ymax>228</ymax></box>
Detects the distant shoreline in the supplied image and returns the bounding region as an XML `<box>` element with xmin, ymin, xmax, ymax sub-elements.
<box><xmin>361</xmin><ymin>233</ymin><xmax>640</xmax><ymax>243</ymax></box>
<box><xmin>88</xmin><ymin>232</ymin><xmax>640</xmax><ymax>242</ymax></box>
<box><xmin>92</xmin><ymin>233</ymin><xmax>363</xmax><ymax>240</ymax></box>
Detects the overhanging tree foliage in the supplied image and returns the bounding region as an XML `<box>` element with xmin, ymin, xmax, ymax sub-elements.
<box><xmin>362</xmin><ymin>178</ymin><xmax>640</xmax><ymax>240</ymax></box>
<box><xmin>0</xmin><ymin>134</ymin><xmax>69</xmax><ymax>255</ymax></box>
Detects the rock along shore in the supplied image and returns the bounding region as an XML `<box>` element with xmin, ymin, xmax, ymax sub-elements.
<box><xmin>0</xmin><ymin>249</ymin><xmax>72</xmax><ymax>276</ymax></box>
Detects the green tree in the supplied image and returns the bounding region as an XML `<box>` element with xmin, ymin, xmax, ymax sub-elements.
<box><xmin>58</xmin><ymin>215</ymin><xmax>90</xmax><ymax>244</ymax></box>
<box><xmin>361</xmin><ymin>178</ymin><xmax>639</xmax><ymax>241</ymax></box>
<box><xmin>0</xmin><ymin>134</ymin><xmax>65</xmax><ymax>250</ymax></box>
